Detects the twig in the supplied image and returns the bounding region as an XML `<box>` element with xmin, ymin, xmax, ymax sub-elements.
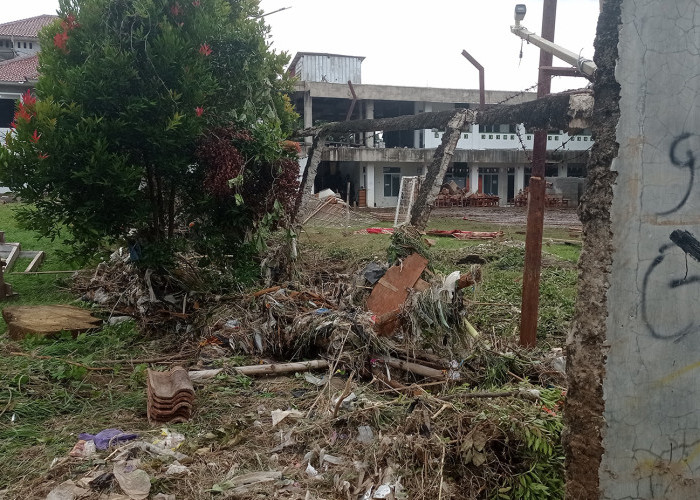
<box><xmin>0</xmin><ymin>388</ymin><xmax>12</xmax><ymax>418</ymax></box>
<box><xmin>9</xmin><ymin>270</ymin><xmax>81</xmax><ymax>275</ymax></box>
<box><xmin>332</xmin><ymin>372</ymin><xmax>355</xmax><ymax>418</ymax></box>
<box><xmin>441</xmin><ymin>390</ymin><xmax>519</xmax><ymax>400</ymax></box>
<box><xmin>252</xmin><ymin>285</ymin><xmax>281</xmax><ymax>298</ymax></box>
<box><xmin>100</xmin><ymin>353</ymin><xmax>195</xmax><ymax>365</ymax></box>
<box><xmin>437</xmin><ymin>441</ymin><xmax>446</xmax><ymax>500</ymax></box>
<box><xmin>10</xmin><ymin>352</ymin><xmax>112</xmax><ymax>371</ymax></box>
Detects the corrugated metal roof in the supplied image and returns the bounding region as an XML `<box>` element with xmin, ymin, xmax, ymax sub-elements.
<box><xmin>0</xmin><ymin>15</ymin><xmax>57</xmax><ymax>38</ymax></box>
<box><xmin>289</xmin><ymin>52</ymin><xmax>365</xmax><ymax>75</ymax></box>
<box><xmin>0</xmin><ymin>54</ymin><xmax>39</xmax><ymax>82</ymax></box>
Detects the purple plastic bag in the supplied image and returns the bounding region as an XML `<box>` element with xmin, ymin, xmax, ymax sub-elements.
<box><xmin>78</xmin><ymin>428</ymin><xmax>138</xmax><ymax>450</ymax></box>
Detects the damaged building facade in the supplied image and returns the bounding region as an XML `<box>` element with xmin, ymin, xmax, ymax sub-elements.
<box><xmin>291</xmin><ymin>52</ymin><xmax>592</xmax><ymax>208</ymax></box>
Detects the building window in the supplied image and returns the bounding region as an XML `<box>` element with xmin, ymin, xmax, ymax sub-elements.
<box><xmin>0</xmin><ymin>98</ymin><xmax>15</xmax><ymax>128</ymax></box>
<box><xmin>17</xmin><ymin>42</ymin><xmax>20</xmax><ymax>48</ymax></box>
<box><xmin>383</xmin><ymin>167</ymin><xmax>401</xmax><ymax>197</ymax></box>
<box><xmin>23</xmin><ymin>42</ymin><xmax>27</xmax><ymax>48</ymax></box>
<box><xmin>29</xmin><ymin>42</ymin><xmax>32</xmax><ymax>49</ymax></box>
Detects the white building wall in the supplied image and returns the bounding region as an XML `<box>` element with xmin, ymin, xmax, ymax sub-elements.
<box><xmin>424</xmin><ymin>126</ymin><xmax>593</xmax><ymax>152</ymax></box>
<box><xmin>372</xmin><ymin>164</ymin><xmax>424</xmax><ymax>208</ymax></box>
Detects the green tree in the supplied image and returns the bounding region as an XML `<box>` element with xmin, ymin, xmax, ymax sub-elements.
<box><xmin>0</xmin><ymin>0</ymin><xmax>298</xmax><ymax>264</ymax></box>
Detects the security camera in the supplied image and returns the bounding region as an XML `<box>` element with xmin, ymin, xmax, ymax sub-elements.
<box><xmin>515</xmin><ymin>4</ymin><xmax>527</xmax><ymax>25</ymax></box>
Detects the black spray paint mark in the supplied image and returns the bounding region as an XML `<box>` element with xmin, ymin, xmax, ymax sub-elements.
<box><xmin>657</xmin><ymin>133</ymin><xmax>696</xmax><ymax>216</ymax></box>
<box><xmin>642</xmin><ymin>230</ymin><xmax>700</xmax><ymax>341</ymax></box>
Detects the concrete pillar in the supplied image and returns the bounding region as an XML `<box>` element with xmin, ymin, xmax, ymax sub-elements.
<box><xmin>413</xmin><ymin>102</ymin><xmax>423</xmax><ymax>148</ymax></box>
<box><xmin>515</xmin><ymin>165</ymin><xmax>525</xmax><ymax>194</ymax></box>
<box><xmin>497</xmin><ymin>168</ymin><xmax>508</xmax><ymax>206</ymax></box>
<box><xmin>558</xmin><ymin>164</ymin><xmax>568</xmax><ymax>177</ymax></box>
<box><xmin>364</xmin><ymin>100</ymin><xmax>374</xmax><ymax>147</ymax></box>
<box><xmin>365</xmin><ymin>163</ymin><xmax>375</xmax><ymax>208</ymax></box>
<box><xmin>469</xmin><ymin>165</ymin><xmax>479</xmax><ymax>193</ymax></box>
<box><xmin>303</xmin><ymin>92</ymin><xmax>313</xmax><ymax>146</ymax></box>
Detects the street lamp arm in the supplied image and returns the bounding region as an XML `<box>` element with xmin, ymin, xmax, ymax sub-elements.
<box><xmin>510</xmin><ymin>25</ymin><xmax>597</xmax><ymax>79</ymax></box>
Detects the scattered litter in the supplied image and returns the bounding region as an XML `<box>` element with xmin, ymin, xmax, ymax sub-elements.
<box><xmin>46</xmin><ymin>480</ymin><xmax>88</xmax><ymax>500</ymax></box>
<box><xmin>373</xmin><ymin>484</ymin><xmax>392</xmax><ymax>498</ymax></box>
<box><xmin>68</xmin><ymin>439</ymin><xmax>96</xmax><ymax>458</ymax></box>
<box><xmin>152</xmin><ymin>495</ymin><xmax>176</xmax><ymax>500</ymax></box>
<box><xmin>211</xmin><ymin>471</ymin><xmax>283</xmax><ymax>495</ymax></box>
<box><xmin>78</xmin><ymin>429</ymin><xmax>137</xmax><ymax>450</ymax></box>
<box><xmin>303</xmin><ymin>372</ymin><xmax>326</xmax><ymax>387</ymax></box>
<box><xmin>224</xmin><ymin>319</ymin><xmax>240</xmax><ymax>329</ymax></box>
<box><xmin>113</xmin><ymin>460</ymin><xmax>151</xmax><ymax>500</ymax></box>
<box><xmin>152</xmin><ymin>429</ymin><xmax>186</xmax><ymax>451</ymax></box>
<box><xmin>305</xmin><ymin>463</ymin><xmax>319</xmax><ymax>478</ymax></box>
<box><xmin>165</xmin><ymin>461</ymin><xmax>190</xmax><ymax>476</ymax></box>
<box><xmin>357</xmin><ymin>426</ymin><xmax>374</xmax><ymax>444</ymax></box>
<box><xmin>353</xmin><ymin>227</ymin><xmax>394</xmax><ymax>235</ymax></box>
<box><xmin>518</xmin><ymin>388</ymin><xmax>542</xmax><ymax>401</ymax></box>
<box><xmin>271</xmin><ymin>409</ymin><xmax>304</xmax><ymax>427</ymax></box>
<box><xmin>107</xmin><ymin>316</ymin><xmax>134</xmax><ymax>326</ymax></box>
<box><xmin>362</xmin><ymin>262</ymin><xmax>387</xmax><ymax>285</ymax></box>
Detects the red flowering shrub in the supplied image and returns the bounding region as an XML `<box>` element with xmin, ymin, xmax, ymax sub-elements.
<box><xmin>0</xmin><ymin>0</ymin><xmax>298</xmax><ymax>268</ymax></box>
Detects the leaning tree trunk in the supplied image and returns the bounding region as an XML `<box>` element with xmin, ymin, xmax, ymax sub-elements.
<box><xmin>409</xmin><ymin>109</ymin><xmax>473</xmax><ymax>229</ymax></box>
<box><xmin>291</xmin><ymin>133</ymin><xmax>326</xmax><ymax>224</ymax></box>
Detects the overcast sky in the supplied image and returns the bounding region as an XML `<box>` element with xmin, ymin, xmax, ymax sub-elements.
<box><xmin>2</xmin><ymin>0</ymin><xmax>600</xmax><ymax>93</ymax></box>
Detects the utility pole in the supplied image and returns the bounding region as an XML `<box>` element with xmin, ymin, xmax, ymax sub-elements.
<box><xmin>519</xmin><ymin>0</ymin><xmax>557</xmax><ymax>347</ymax></box>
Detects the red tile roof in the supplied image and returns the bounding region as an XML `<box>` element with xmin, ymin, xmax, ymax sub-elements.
<box><xmin>0</xmin><ymin>54</ymin><xmax>39</xmax><ymax>82</ymax></box>
<box><xmin>0</xmin><ymin>15</ymin><xmax>58</xmax><ymax>38</ymax></box>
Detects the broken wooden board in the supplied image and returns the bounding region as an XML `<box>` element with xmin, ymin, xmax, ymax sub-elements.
<box><xmin>0</xmin><ymin>242</ymin><xmax>20</xmax><ymax>271</ymax></box>
<box><xmin>18</xmin><ymin>250</ymin><xmax>45</xmax><ymax>272</ymax></box>
<box><xmin>366</xmin><ymin>253</ymin><xmax>428</xmax><ymax>335</ymax></box>
<box><xmin>2</xmin><ymin>305</ymin><xmax>102</xmax><ymax>340</ymax></box>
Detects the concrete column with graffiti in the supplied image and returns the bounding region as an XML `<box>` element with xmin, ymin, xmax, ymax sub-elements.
<box><xmin>601</xmin><ymin>0</ymin><xmax>700</xmax><ymax>497</ymax></box>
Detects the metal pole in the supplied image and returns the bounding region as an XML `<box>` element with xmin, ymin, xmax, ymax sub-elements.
<box><xmin>519</xmin><ymin>0</ymin><xmax>557</xmax><ymax>348</ymax></box>
<box><xmin>461</xmin><ymin>50</ymin><xmax>485</xmax><ymax>111</ymax></box>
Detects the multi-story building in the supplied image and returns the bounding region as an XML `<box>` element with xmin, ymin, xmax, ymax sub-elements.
<box><xmin>0</xmin><ymin>15</ymin><xmax>57</xmax><ymax>142</ymax></box>
<box><xmin>290</xmin><ymin>52</ymin><xmax>590</xmax><ymax>207</ymax></box>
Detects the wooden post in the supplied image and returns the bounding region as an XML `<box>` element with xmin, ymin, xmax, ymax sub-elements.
<box><xmin>519</xmin><ymin>0</ymin><xmax>557</xmax><ymax>347</ymax></box>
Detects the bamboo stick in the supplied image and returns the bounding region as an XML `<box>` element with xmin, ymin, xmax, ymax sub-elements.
<box><xmin>234</xmin><ymin>359</ymin><xmax>329</xmax><ymax>376</ymax></box>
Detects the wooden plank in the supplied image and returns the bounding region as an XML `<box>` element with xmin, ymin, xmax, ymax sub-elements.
<box><xmin>3</xmin><ymin>242</ymin><xmax>20</xmax><ymax>272</ymax></box>
<box><xmin>366</xmin><ymin>253</ymin><xmax>428</xmax><ymax>335</ymax></box>
<box><xmin>24</xmin><ymin>251</ymin><xmax>45</xmax><ymax>273</ymax></box>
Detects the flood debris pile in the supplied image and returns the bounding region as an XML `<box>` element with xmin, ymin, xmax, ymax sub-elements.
<box><xmin>50</xmin><ymin>228</ymin><xmax>570</xmax><ymax>500</ymax></box>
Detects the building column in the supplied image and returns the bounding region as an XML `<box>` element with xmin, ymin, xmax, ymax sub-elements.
<box><xmin>303</xmin><ymin>92</ymin><xmax>313</xmax><ymax>146</ymax></box>
<box><xmin>365</xmin><ymin>163</ymin><xmax>376</xmax><ymax>208</ymax></box>
<box><xmin>413</xmin><ymin>102</ymin><xmax>423</xmax><ymax>148</ymax></box>
<box><xmin>469</xmin><ymin>165</ymin><xmax>480</xmax><ymax>193</ymax></box>
<box><xmin>515</xmin><ymin>165</ymin><xmax>525</xmax><ymax>194</ymax></box>
<box><xmin>558</xmin><ymin>163</ymin><xmax>568</xmax><ymax>177</ymax></box>
<box><xmin>364</xmin><ymin>100</ymin><xmax>374</xmax><ymax>147</ymax></box>
<box><xmin>498</xmin><ymin>168</ymin><xmax>508</xmax><ymax>206</ymax></box>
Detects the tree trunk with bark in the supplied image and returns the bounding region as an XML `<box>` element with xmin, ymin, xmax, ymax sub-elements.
<box><xmin>409</xmin><ymin>109</ymin><xmax>474</xmax><ymax>229</ymax></box>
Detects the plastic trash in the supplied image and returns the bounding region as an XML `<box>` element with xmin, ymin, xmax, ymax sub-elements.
<box><xmin>357</xmin><ymin>426</ymin><xmax>374</xmax><ymax>444</ymax></box>
<box><xmin>78</xmin><ymin>429</ymin><xmax>138</xmax><ymax>450</ymax></box>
